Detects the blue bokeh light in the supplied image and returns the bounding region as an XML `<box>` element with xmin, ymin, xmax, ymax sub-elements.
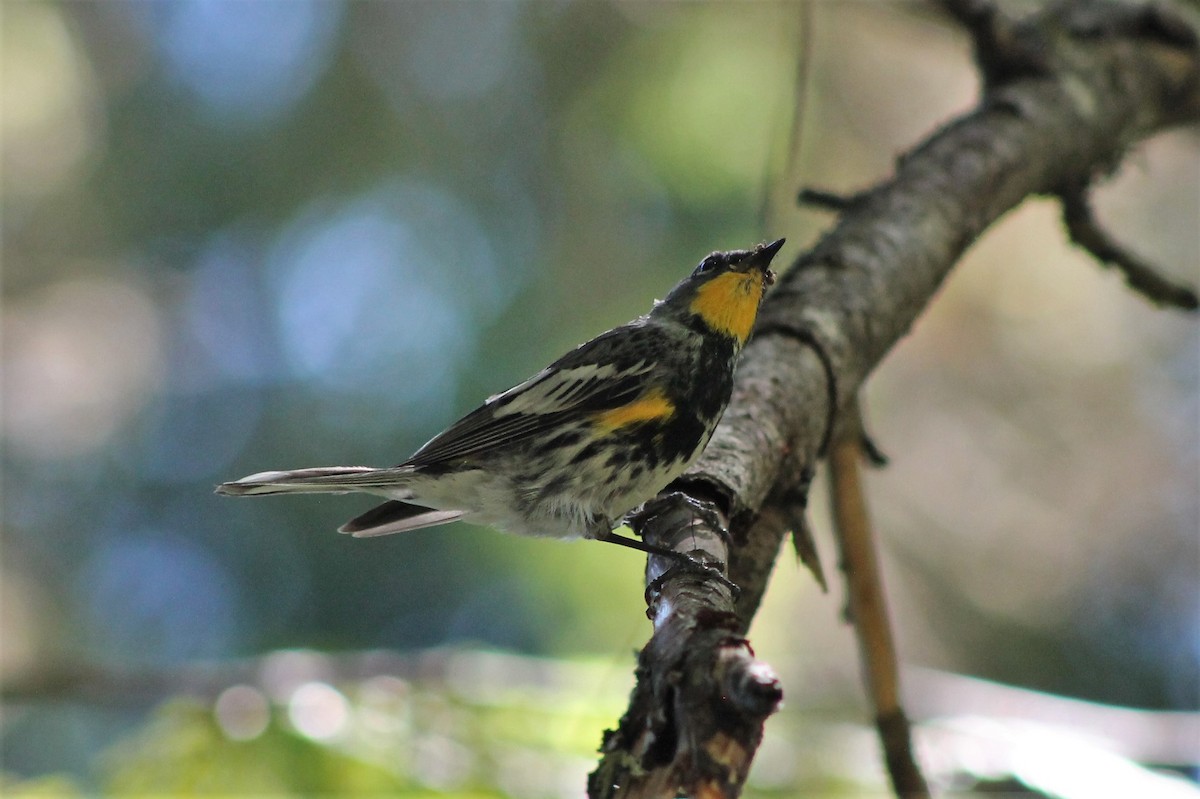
<box><xmin>138</xmin><ymin>0</ymin><xmax>343</xmax><ymax>126</ymax></box>
<box><xmin>77</xmin><ymin>533</ymin><xmax>240</xmax><ymax>661</ymax></box>
<box><xmin>183</xmin><ymin>232</ymin><xmax>281</xmax><ymax>385</ymax></box>
<box><xmin>264</xmin><ymin>179</ymin><xmax>518</xmax><ymax>428</ymax></box>
<box><xmin>271</xmin><ymin>200</ymin><xmax>417</xmax><ymax>379</ymax></box>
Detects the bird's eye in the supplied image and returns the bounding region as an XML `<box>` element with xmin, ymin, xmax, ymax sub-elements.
<box><xmin>695</xmin><ymin>255</ymin><xmax>722</xmax><ymax>275</ymax></box>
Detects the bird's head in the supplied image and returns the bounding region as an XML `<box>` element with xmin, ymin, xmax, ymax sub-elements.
<box><xmin>652</xmin><ymin>238</ymin><xmax>785</xmax><ymax>345</ymax></box>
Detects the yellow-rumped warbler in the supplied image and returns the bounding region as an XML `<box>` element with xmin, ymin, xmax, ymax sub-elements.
<box><xmin>217</xmin><ymin>239</ymin><xmax>784</xmax><ymax>551</ymax></box>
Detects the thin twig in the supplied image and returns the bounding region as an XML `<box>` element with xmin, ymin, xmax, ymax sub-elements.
<box><xmin>828</xmin><ymin>403</ymin><xmax>929</xmax><ymax>799</ymax></box>
<box><xmin>762</xmin><ymin>0</ymin><xmax>816</xmax><ymax>234</ymax></box>
<box><xmin>769</xmin><ymin>466</ymin><xmax>828</xmax><ymax>593</ymax></box>
<box><xmin>797</xmin><ymin>187</ymin><xmax>865</xmax><ymax>212</ymax></box>
<box><xmin>1060</xmin><ymin>185</ymin><xmax>1199</xmax><ymax>310</ymax></box>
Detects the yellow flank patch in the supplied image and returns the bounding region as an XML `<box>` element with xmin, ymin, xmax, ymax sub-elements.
<box><xmin>689</xmin><ymin>271</ymin><xmax>763</xmax><ymax>343</ymax></box>
<box><xmin>594</xmin><ymin>389</ymin><xmax>675</xmax><ymax>432</ymax></box>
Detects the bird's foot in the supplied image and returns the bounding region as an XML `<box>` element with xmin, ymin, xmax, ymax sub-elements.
<box><xmin>590</xmin><ymin>513</ymin><xmax>740</xmax><ymax>598</ymax></box>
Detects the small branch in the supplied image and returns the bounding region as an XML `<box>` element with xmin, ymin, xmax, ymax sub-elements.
<box><xmin>1060</xmin><ymin>184</ymin><xmax>1199</xmax><ymax>310</ymax></box>
<box><xmin>939</xmin><ymin>0</ymin><xmax>1051</xmax><ymax>87</ymax></box>
<box><xmin>859</xmin><ymin>430</ymin><xmax>890</xmax><ymax>467</ymax></box>
<box><xmin>828</xmin><ymin>404</ymin><xmax>929</xmax><ymax>798</ymax></box>
<box><xmin>938</xmin><ymin>0</ymin><xmax>996</xmax><ymax>34</ymax></box>
<box><xmin>797</xmin><ymin>187</ymin><xmax>866</xmax><ymax>212</ymax></box>
<box><xmin>778</xmin><ymin>468</ymin><xmax>829</xmax><ymax>593</ymax></box>
<box><xmin>1066</xmin><ymin>0</ymin><xmax>1200</xmax><ymax>51</ymax></box>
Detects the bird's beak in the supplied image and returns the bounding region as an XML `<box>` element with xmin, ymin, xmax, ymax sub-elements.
<box><xmin>742</xmin><ymin>238</ymin><xmax>785</xmax><ymax>284</ymax></box>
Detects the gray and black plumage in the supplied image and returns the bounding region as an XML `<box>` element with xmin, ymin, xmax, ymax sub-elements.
<box><xmin>217</xmin><ymin>239</ymin><xmax>784</xmax><ymax>542</ymax></box>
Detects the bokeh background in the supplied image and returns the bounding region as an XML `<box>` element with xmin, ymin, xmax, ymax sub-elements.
<box><xmin>2</xmin><ymin>1</ymin><xmax>1197</xmax><ymax>795</ymax></box>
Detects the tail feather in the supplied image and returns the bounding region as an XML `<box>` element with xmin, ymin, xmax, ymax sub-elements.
<box><xmin>216</xmin><ymin>466</ymin><xmax>404</xmax><ymax>496</ymax></box>
<box><xmin>338</xmin><ymin>500</ymin><xmax>464</xmax><ymax>537</ymax></box>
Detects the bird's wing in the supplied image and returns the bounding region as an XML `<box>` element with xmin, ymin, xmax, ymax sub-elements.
<box><xmin>404</xmin><ymin>322</ymin><xmax>665</xmax><ymax>466</ymax></box>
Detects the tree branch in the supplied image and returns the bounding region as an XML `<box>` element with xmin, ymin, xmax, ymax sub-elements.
<box><xmin>593</xmin><ymin>1</ymin><xmax>1199</xmax><ymax>795</ymax></box>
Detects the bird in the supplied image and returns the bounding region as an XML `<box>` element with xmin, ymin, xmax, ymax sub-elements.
<box><xmin>217</xmin><ymin>239</ymin><xmax>784</xmax><ymax>553</ymax></box>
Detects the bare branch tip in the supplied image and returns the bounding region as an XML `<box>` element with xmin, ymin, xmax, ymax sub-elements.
<box><xmin>791</xmin><ymin>518</ymin><xmax>829</xmax><ymax>593</ymax></box>
<box><xmin>1060</xmin><ymin>186</ymin><xmax>1199</xmax><ymax>311</ymax></box>
<box><xmin>860</xmin><ymin>433</ymin><xmax>891</xmax><ymax>467</ymax></box>
<box><xmin>939</xmin><ymin>0</ymin><xmax>996</xmax><ymax>30</ymax></box>
<box><xmin>1068</xmin><ymin>1</ymin><xmax>1200</xmax><ymax>50</ymax></box>
<box><xmin>797</xmin><ymin>187</ymin><xmax>860</xmax><ymax>212</ymax></box>
<box><xmin>717</xmin><ymin>648</ymin><xmax>783</xmax><ymax>718</ymax></box>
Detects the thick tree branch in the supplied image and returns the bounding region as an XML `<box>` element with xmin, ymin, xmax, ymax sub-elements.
<box><xmin>593</xmin><ymin>1</ymin><xmax>1199</xmax><ymax>796</ymax></box>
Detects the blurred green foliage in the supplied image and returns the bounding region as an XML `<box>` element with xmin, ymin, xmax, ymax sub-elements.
<box><xmin>102</xmin><ymin>701</ymin><xmax>405</xmax><ymax>795</ymax></box>
<box><xmin>0</xmin><ymin>648</ymin><xmax>900</xmax><ymax>797</ymax></box>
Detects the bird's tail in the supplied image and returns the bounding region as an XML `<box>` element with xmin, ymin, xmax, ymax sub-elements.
<box><xmin>215</xmin><ymin>466</ymin><xmax>413</xmax><ymax>496</ymax></box>
<box><xmin>338</xmin><ymin>500</ymin><xmax>464</xmax><ymax>537</ymax></box>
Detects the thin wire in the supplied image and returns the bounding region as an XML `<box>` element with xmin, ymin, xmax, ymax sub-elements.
<box><xmin>761</xmin><ymin>0</ymin><xmax>816</xmax><ymax>237</ymax></box>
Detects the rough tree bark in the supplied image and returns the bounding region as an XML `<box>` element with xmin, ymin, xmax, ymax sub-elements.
<box><xmin>589</xmin><ymin>1</ymin><xmax>1199</xmax><ymax>797</ymax></box>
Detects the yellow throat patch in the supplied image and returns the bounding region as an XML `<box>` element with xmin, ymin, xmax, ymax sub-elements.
<box><xmin>688</xmin><ymin>271</ymin><xmax>765</xmax><ymax>343</ymax></box>
<box><xmin>594</xmin><ymin>388</ymin><xmax>676</xmax><ymax>432</ymax></box>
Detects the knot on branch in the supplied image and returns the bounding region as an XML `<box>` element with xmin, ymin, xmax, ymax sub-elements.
<box><xmin>716</xmin><ymin>646</ymin><xmax>783</xmax><ymax>719</ymax></box>
<box><xmin>590</xmin><ymin>632</ymin><xmax>782</xmax><ymax>799</ymax></box>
